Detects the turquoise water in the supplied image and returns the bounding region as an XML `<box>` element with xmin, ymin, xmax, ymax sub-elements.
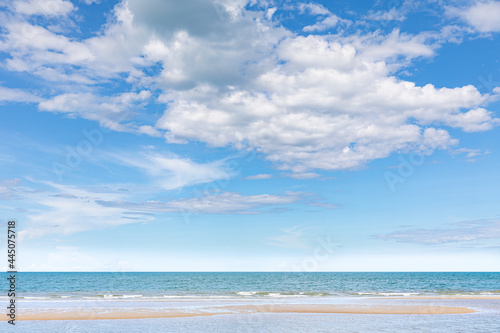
<box><xmin>9</xmin><ymin>272</ymin><xmax>500</xmax><ymax>299</ymax></box>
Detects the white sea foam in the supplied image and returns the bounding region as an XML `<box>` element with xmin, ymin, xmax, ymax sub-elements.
<box><xmin>236</xmin><ymin>292</ymin><xmax>257</xmax><ymax>296</ymax></box>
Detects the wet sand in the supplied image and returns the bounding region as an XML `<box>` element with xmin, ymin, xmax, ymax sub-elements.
<box><xmin>18</xmin><ymin>303</ymin><xmax>474</xmax><ymax>321</ymax></box>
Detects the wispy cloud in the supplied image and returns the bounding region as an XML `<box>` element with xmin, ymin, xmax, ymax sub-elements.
<box><xmin>245</xmin><ymin>174</ymin><xmax>272</xmax><ymax>180</ymax></box>
<box><xmin>298</xmin><ymin>3</ymin><xmax>331</xmax><ymax>16</ymax></box>
<box><xmin>96</xmin><ymin>191</ymin><xmax>304</xmax><ymax>215</ymax></box>
<box><xmin>0</xmin><ymin>178</ymin><xmax>22</xmax><ymax>200</ymax></box>
<box><xmin>5</xmin><ymin>178</ymin><xmax>332</xmax><ymax>238</ymax></box>
<box><xmin>451</xmin><ymin>147</ymin><xmax>490</xmax><ymax>162</ymax></box>
<box><xmin>376</xmin><ymin>219</ymin><xmax>500</xmax><ymax>245</ymax></box>
<box><xmin>19</xmin><ymin>181</ymin><xmax>154</xmax><ymax>239</ymax></box>
<box><xmin>285</xmin><ymin>172</ymin><xmax>321</xmax><ymax>180</ymax></box>
<box><xmin>267</xmin><ymin>226</ymin><xmax>313</xmax><ymax>249</ymax></box>
<box><xmin>109</xmin><ymin>149</ymin><xmax>235</xmax><ymax>190</ymax></box>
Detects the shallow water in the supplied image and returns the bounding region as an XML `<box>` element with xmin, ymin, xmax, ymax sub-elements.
<box><xmin>7</xmin><ymin>297</ymin><xmax>499</xmax><ymax>332</ymax></box>
<box><xmin>7</xmin><ymin>311</ymin><xmax>500</xmax><ymax>333</ymax></box>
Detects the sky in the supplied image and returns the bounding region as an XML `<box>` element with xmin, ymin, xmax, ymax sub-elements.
<box><xmin>0</xmin><ymin>0</ymin><xmax>499</xmax><ymax>272</ymax></box>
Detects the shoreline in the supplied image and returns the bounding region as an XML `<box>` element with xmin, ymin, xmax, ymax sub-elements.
<box><xmin>378</xmin><ymin>295</ymin><xmax>500</xmax><ymax>300</ymax></box>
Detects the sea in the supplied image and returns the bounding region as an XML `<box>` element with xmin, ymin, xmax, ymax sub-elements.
<box><xmin>2</xmin><ymin>272</ymin><xmax>499</xmax><ymax>332</ymax></box>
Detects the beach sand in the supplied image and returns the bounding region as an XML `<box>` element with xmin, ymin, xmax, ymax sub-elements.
<box><xmin>18</xmin><ymin>304</ymin><xmax>474</xmax><ymax>321</ymax></box>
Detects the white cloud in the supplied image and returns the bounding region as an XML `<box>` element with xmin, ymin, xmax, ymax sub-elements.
<box><xmin>459</xmin><ymin>1</ymin><xmax>500</xmax><ymax>32</ymax></box>
<box><xmin>0</xmin><ymin>86</ymin><xmax>43</xmax><ymax>103</ymax></box>
<box><xmin>38</xmin><ymin>91</ymin><xmax>154</xmax><ymax>133</ymax></box>
<box><xmin>0</xmin><ymin>21</ymin><xmax>94</xmax><ymax>76</ymax></box>
<box><xmin>298</xmin><ymin>3</ymin><xmax>331</xmax><ymax>16</ymax></box>
<box><xmin>350</xmin><ymin>29</ymin><xmax>435</xmax><ymax>62</ymax></box>
<box><xmin>303</xmin><ymin>15</ymin><xmax>341</xmax><ymax>32</ymax></box>
<box><xmin>297</xmin><ymin>3</ymin><xmax>345</xmax><ymax>32</ymax></box>
<box><xmin>13</xmin><ymin>0</ymin><xmax>75</xmax><ymax>17</ymax></box>
<box><xmin>444</xmin><ymin>108</ymin><xmax>499</xmax><ymax>132</ymax></box>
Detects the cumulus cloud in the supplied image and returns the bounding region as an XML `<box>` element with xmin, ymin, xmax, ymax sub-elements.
<box><xmin>0</xmin><ymin>0</ymin><xmax>498</xmax><ymax>176</ymax></box>
<box><xmin>458</xmin><ymin>1</ymin><xmax>500</xmax><ymax>33</ymax></box>
<box><xmin>444</xmin><ymin>107</ymin><xmax>499</xmax><ymax>132</ymax></box>
<box><xmin>377</xmin><ymin>219</ymin><xmax>500</xmax><ymax>245</ymax></box>
<box><xmin>156</xmin><ymin>32</ymin><xmax>494</xmax><ymax>172</ymax></box>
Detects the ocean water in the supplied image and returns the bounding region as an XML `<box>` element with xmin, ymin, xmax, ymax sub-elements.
<box><xmin>9</xmin><ymin>272</ymin><xmax>500</xmax><ymax>299</ymax></box>
<box><xmin>3</xmin><ymin>272</ymin><xmax>499</xmax><ymax>332</ymax></box>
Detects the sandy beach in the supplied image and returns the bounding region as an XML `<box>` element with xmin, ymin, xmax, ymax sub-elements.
<box><xmin>18</xmin><ymin>301</ymin><xmax>476</xmax><ymax>321</ymax></box>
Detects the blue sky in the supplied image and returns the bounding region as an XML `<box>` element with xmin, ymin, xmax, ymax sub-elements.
<box><xmin>0</xmin><ymin>0</ymin><xmax>499</xmax><ymax>271</ymax></box>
